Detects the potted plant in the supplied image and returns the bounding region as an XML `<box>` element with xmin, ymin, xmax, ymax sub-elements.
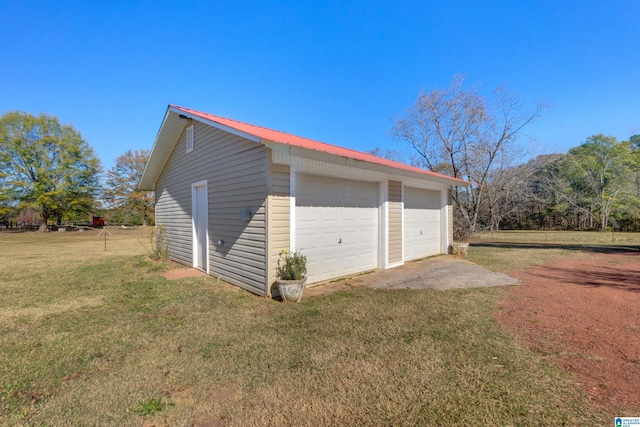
<box><xmin>451</xmin><ymin>223</ymin><xmax>470</xmax><ymax>256</ymax></box>
<box><xmin>276</xmin><ymin>249</ymin><xmax>307</xmax><ymax>302</ymax></box>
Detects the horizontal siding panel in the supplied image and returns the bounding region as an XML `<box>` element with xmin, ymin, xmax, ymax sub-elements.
<box><xmin>212</xmin><ymin>194</ymin><xmax>268</xmax><ymax>206</ymax></box>
<box><xmin>212</xmin><ymin>268</ymin><xmax>264</xmax><ymax>293</ymax></box>
<box><xmin>208</xmin><ymin>169</ymin><xmax>267</xmax><ymax>188</ymax></box>
<box><xmin>206</xmin><ymin>155</ymin><xmax>266</xmax><ymax>175</ymax></box>
<box><xmin>214</xmin><ymin>211</ymin><xmax>266</xmax><ymax>221</ymax></box>
<box><xmin>210</xmin><ymin>220</ymin><xmax>266</xmax><ymax>231</ymax></box>
<box><xmin>211</xmin><ymin>256</ymin><xmax>265</xmax><ymax>278</ymax></box>
<box><xmin>216</xmin><ymin>234</ymin><xmax>265</xmax><ymax>245</ymax></box>
<box><xmin>212</xmin><ymin>261</ymin><xmax>264</xmax><ymax>282</ymax></box>
<box><xmin>267</xmin><ymin>158</ymin><xmax>291</xmax><ymax>289</ymax></box>
<box><xmin>212</xmin><ymin>224</ymin><xmax>266</xmax><ymax>234</ymax></box>
<box><xmin>272</xmin><ymin>178</ymin><xmax>289</xmax><ymax>188</ymax></box>
<box><xmin>210</xmin><ymin>205</ymin><xmax>266</xmax><ymax>214</ymax></box>
<box><xmin>213</xmin><ymin>251</ymin><xmax>266</xmax><ymax>269</ymax></box>
<box><xmin>389</xmin><ymin>180</ymin><xmax>402</xmax><ymax>203</ymax></box>
<box><xmin>388</xmin><ymin>201</ymin><xmax>402</xmax><ymax>264</ymax></box>
<box><xmin>212</xmin><ymin>183</ymin><xmax>267</xmax><ymax>195</ymax></box>
<box><xmin>155</xmin><ymin>121</ymin><xmax>269</xmax><ymax>294</ymax></box>
<box><xmin>270</xmin><ymin>163</ymin><xmax>290</xmax><ymax>198</ymax></box>
<box><xmin>389</xmin><ymin>247</ymin><xmax>402</xmax><ymax>256</ymax></box>
<box><xmin>212</xmin><ymin>212</ymin><xmax>266</xmax><ymax>222</ymax></box>
<box><xmin>214</xmin><ymin>240</ymin><xmax>266</xmax><ymax>253</ymax></box>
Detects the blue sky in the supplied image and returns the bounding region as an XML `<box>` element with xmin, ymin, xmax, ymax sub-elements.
<box><xmin>1</xmin><ymin>0</ymin><xmax>638</xmax><ymax>171</ymax></box>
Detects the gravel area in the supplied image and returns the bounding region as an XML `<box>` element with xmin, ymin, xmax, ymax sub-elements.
<box><xmin>365</xmin><ymin>256</ymin><xmax>517</xmax><ymax>290</ymax></box>
<box><xmin>305</xmin><ymin>255</ymin><xmax>517</xmax><ymax>297</ymax></box>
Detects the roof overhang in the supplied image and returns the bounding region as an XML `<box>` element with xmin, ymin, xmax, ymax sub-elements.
<box><xmin>138</xmin><ymin>104</ymin><xmax>471</xmax><ymax>191</ymax></box>
<box><xmin>138</xmin><ymin>105</ymin><xmax>260</xmax><ymax>190</ymax></box>
<box><xmin>262</xmin><ymin>139</ymin><xmax>467</xmax><ymax>187</ymax></box>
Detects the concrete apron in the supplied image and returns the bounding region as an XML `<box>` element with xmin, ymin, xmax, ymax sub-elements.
<box><xmin>305</xmin><ymin>255</ymin><xmax>518</xmax><ymax>297</ymax></box>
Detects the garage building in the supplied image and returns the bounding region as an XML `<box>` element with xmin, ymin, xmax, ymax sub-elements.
<box><xmin>138</xmin><ymin>105</ymin><xmax>467</xmax><ymax>296</ymax></box>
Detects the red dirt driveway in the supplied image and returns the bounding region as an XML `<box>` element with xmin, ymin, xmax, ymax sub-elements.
<box><xmin>496</xmin><ymin>250</ymin><xmax>640</xmax><ymax>412</ymax></box>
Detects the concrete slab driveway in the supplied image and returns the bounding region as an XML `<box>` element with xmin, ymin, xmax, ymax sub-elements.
<box><xmin>305</xmin><ymin>255</ymin><xmax>517</xmax><ymax>297</ymax></box>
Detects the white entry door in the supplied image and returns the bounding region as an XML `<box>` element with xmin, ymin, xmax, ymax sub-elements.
<box><xmin>403</xmin><ymin>187</ymin><xmax>441</xmax><ymax>261</ymax></box>
<box><xmin>192</xmin><ymin>181</ymin><xmax>208</xmax><ymax>271</ymax></box>
<box><xmin>296</xmin><ymin>173</ymin><xmax>379</xmax><ymax>283</ymax></box>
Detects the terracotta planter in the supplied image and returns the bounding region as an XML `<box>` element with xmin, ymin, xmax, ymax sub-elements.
<box><xmin>451</xmin><ymin>242</ymin><xmax>469</xmax><ymax>255</ymax></box>
<box><xmin>276</xmin><ymin>278</ymin><xmax>307</xmax><ymax>302</ymax></box>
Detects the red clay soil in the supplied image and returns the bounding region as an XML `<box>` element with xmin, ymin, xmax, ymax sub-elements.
<box><xmin>162</xmin><ymin>268</ymin><xmax>206</xmax><ymax>280</ymax></box>
<box><xmin>496</xmin><ymin>251</ymin><xmax>640</xmax><ymax>412</ymax></box>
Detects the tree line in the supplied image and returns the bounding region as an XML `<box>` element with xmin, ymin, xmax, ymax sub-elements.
<box><xmin>484</xmin><ymin>134</ymin><xmax>640</xmax><ymax>232</ymax></box>
<box><xmin>2</xmin><ymin>79</ymin><xmax>638</xmax><ymax>234</ymax></box>
<box><xmin>390</xmin><ymin>76</ymin><xmax>639</xmax><ymax>236</ymax></box>
<box><xmin>0</xmin><ymin>111</ymin><xmax>153</xmax><ymax>229</ymax></box>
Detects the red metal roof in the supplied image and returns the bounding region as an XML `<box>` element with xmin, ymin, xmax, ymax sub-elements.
<box><xmin>169</xmin><ymin>104</ymin><xmax>468</xmax><ymax>184</ymax></box>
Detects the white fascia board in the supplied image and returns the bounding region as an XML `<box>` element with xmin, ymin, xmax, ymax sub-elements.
<box><xmin>266</xmin><ymin>141</ymin><xmax>463</xmax><ymax>188</ymax></box>
<box><xmin>138</xmin><ymin>107</ymin><xmax>263</xmax><ymax>191</ymax></box>
<box><xmin>138</xmin><ymin>106</ymin><xmax>177</xmax><ymax>190</ymax></box>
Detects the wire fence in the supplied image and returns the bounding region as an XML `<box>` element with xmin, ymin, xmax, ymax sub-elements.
<box><xmin>0</xmin><ymin>222</ymin><xmax>147</xmax><ymax>233</ymax></box>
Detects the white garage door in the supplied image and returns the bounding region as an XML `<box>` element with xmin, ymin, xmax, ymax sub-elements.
<box><xmin>404</xmin><ymin>187</ymin><xmax>441</xmax><ymax>260</ymax></box>
<box><xmin>296</xmin><ymin>173</ymin><xmax>379</xmax><ymax>283</ymax></box>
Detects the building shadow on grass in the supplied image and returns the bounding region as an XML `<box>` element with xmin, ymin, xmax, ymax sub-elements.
<box><xmin>472</xmin><ymin>241</ymin><xmax>640</xmax><ymax>255</ymax></box>
<box><xmin>530</xmin><ymin>264</ymin><xmax>640</xmax><ymax>293</ymax></box>
<box><xmin>472</xmin><ymin>242</ymin><xmax>640</xmax><ymax>292</ymax></box>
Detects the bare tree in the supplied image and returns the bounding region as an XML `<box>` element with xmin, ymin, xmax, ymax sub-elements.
<box><xmin>392</xmin><ymin>76</ymin><xmax>547</xmax><ymax>235</ymax></box>
<box><xmin>366</xmin><ymin>147</ymin><xmax>407</xmax><ymax>163</ymax></box>
<box><xmin>104</xmin><ymin>149</ymin><xmax>154</xmax><ymax>225</ymax></box>
<box><xmin>483</xmin><ymin>147</ymin><xmax>534</xmax><ymax>231</ymax></box>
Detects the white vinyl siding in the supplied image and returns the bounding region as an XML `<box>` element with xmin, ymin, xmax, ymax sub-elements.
<box><xmin>155</xmin><ymin>121</ymin><xmax>268</xmax><ymax>295</ymax></box>
<box><xmin>403</xmin><ymin>186</ymin><xmax>442</xmax><ymax>260</ymax></box>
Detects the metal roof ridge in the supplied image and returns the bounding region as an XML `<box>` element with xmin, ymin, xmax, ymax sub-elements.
<box><xmin>168</xmin><ymin>104</ymin><xmax>469</xmax><ymax>185</ymax></box>
<box><xmin>170</xmin><ymin>104</ymin><xmax>332</xmax><ymax>144</ymax></box>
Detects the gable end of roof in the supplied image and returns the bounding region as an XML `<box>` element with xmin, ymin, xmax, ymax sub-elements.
<box><xmin>138</xmin><ymin>104</ymin><xmax>470</xmax><ymax>190</ymax></box>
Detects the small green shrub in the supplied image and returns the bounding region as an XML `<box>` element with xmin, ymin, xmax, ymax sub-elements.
<box><xmin>276</xmin><ymin>249</ymin><xmax>307</xmax><ymax>280</ymax></box>
<box><xmin>150</xmin><ymin>224</ymin><xmax>169</xmax><ymax>260</ymax></box>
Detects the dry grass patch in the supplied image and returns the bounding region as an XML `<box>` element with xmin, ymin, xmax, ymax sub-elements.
<box><xmin>0</xmin><ymin>295</ymin><xmax>104</xmax><ymax>325</ymax></box>
<box><xmin>0</xmin><ymin>231</ymin><xmax>610</xmax><ymax>426</ymax></box>
<box><xmin>475</xmin><ymin>230</ymin><xmax>640</xmax><ymax>246</ymax></box>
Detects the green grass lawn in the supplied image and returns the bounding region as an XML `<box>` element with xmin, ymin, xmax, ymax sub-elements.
<box><xmin>469</xmin><ymin>230</ymin><xmax>640</xmax><ymax>272</ymax></box>
<box><xmin>0</xmin><ymin>230</ymin><xmax>618</xmax><ymax>426</ymax></box>
<box><xmin>474</xmin><ymin>229</ymin><xmax>640</xmax><ymax>246</ymax></box>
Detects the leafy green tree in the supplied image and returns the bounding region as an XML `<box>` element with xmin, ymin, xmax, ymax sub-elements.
<box><xmin>0</xmin><ymin>191</ymin><xmax>13</xmax><ymax>222</ymax></box>
<box><xmin>623</xmin><ymin>135</ymin><xmax>640</xmax><ymax>228</ymax></box>
<box><xmin>104</xmin><ymin>149</ymin><xmax>154</xmax><ymax>225</ymax></box>
<box><xmin>0</xmin><ymin>111</ymin><xmax>102</xmax><ymax>230</ymax></box>
<box><xmin>568</xmin><ymin>135</ymin><xmax>631</xmax><ymax>231</ymax></box>
<box><xmin>536</xmin><ymin>135</ymin><xmax>633</xmax><ymax>231</ymax></box>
